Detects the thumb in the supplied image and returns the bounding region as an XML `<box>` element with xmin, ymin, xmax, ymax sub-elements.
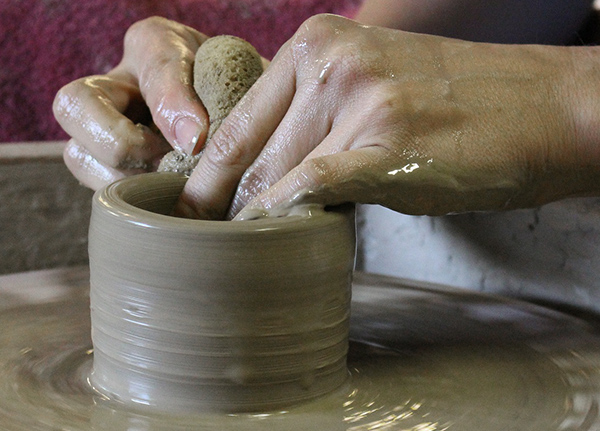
<box><xmin>122</xmin><ymin>17</ymin><xmax>209</xmax><ymax>154</ymax></box>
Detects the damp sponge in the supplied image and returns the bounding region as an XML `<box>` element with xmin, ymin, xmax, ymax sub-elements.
<box><xmin>158</xmin><ymin>35</ymin><xmax>263</xmax><ymax>175</ymax></box>
<box><xmin>195</xmin><ymin>35</ymin><xmax>264</xmax><ymax>141</ymax></box>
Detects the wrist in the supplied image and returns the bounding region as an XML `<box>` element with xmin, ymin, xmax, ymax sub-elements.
<box><xmin>557</xmin><ymin>46</ymin><xmax>600</xmax><ymax>199</ymax></box>
<box><xmin>564</xmin><ymin>47</ymin><xmax>600</xmax><ymax>161</ymax></box>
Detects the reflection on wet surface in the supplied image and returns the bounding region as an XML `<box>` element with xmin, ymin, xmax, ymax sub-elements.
<box><xmin>1</xmin><ymin>270</ymin><xmax>600</xmax><ymax>430</ymax></box>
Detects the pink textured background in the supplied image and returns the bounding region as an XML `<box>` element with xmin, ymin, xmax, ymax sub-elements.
<box><xmin>0</xmin><ymin>0</ymin><xmax>363</xmax><ymax>143</ymax></box>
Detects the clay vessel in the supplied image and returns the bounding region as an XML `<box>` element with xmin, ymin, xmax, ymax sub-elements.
<box><xmin>87</xmin><ymin>172</ymin><xmax>356</xmax><ymax>412</ymax></box>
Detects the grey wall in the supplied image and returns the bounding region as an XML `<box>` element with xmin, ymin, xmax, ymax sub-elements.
<box><xmin>357</xmin><ymin>199</ymin><xmax>600</xmax><ymax>313</ymax></box>
<box><xmin>0</xmin><ymin>145</ymin><xmax>93</xmax><ymax>275</ymax></box>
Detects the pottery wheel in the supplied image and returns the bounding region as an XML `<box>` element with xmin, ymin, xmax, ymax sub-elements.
<box><xmin>1</xmin><ymin>267</ymin><xmax>600</xmax><ymax>430</ymax></box>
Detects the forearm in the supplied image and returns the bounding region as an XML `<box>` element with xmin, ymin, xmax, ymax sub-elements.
<box><xmin>355</xmin><ymin>0</ymin><xmax>594</xmax><ymax>45</ymax></box>
<box><xmin>478</xmin><ymin>43</ymin><xmax>600</xmax><ymax>209</ymax></box>
<box><xmin>438</xmin><ymin>42</ymin><xmax>600</xmax><ymax>210</ymax></box>
<box><xmin>551</xmin><ymin>46</ymin><xmax>600</xmax><ymax>201</ymax></box>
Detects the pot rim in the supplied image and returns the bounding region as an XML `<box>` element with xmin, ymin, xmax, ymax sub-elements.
<box><xmin>94</xmin><ymin>172</ymin><xmax>353</xmax><ymax>234</ymax></box>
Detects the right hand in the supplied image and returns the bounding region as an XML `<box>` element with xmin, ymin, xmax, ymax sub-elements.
<box><xmin>53</xmin><ymin>17</ymin><xmax>210</xmax><ymax>190</ymax></box>
<box><xmin>179</xmin><ymin>14</ymin><xmax>597</xmax><ymax>220</ymax></box>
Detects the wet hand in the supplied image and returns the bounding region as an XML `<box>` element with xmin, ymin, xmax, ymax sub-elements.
<box><xmin>53</xmin><ymin>17</ymin><xmax>209</xmax><ymax>190</ymax></box>
<box><xmin>180</xmin><ymin>14</ymin><xmax>581</xmax><ymax>219</ymax></box>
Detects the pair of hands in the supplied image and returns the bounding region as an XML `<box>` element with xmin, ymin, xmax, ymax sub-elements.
<box><xmin>54</xmin><ymin>14</ymin><xmax>587</xmax><ymax>220</ymax></box>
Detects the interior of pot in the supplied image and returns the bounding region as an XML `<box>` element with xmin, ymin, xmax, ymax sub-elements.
<box><xmin>111</xmin><ymin>172</ymin><xmax>187</xmax><ymax>215</ymax></box>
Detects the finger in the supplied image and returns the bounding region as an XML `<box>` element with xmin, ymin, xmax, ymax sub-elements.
<box><xmin>225</xmin><ymin>85</ymin><xmax>339</xmax><ymax>217</ymax></box>
<box><xmin>237</xmin><ymin>145</ymin><xmax>387</xmax><ymax>216</ymax></box>
<box><xmin>53</xmin><ymin>75</ymin><xmax>171</xmax><ymax>169</ymax></box>
<box><xmin>178</xmin><ymin>41</ymin><xmax>298</xmax><ymax>220</ymax></box>
<box><xmin>122</xmin><ymin>17</ymin><xmax>209</xmax><ymax>154</ymax></box>
<box><xmin>63</xmin><ymin>139</ymin><xmax>148</xmax><ymax>191</ymax></box>
<box><xmin>226</xmin><ymin>79</ymin><xmax>387</xmax><ymax>218</ymax></box>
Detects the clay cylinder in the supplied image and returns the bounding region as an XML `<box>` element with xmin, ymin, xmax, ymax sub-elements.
<box><xmin>88</xmin><ymin>173</ymin><xmax>355</xmax><ymax>412</ymax></box>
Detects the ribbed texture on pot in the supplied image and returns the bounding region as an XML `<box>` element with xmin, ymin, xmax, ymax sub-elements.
<box><xmin>88</xmin><ymin>173</ymin><xmax>355</xmax><ymax>412</ymax></box>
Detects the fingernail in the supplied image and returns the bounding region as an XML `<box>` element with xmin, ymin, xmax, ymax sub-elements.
<box><xmin>174</xmin><ymin>117</ymin><xmax>201</xmax><ymax>155</ymax></box>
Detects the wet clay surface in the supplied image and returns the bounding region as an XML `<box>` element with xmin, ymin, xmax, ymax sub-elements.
<box><xmin>88</xmin><ymin>173</ymin><xmax>356</xmax><ymax>412</ymax></box>
<box><xmin>1</xmin><ymin>268</ymin><xmax>600</xmax><ymax>430</ymax></box>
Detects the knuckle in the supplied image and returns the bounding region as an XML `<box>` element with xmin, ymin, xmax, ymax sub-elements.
<box><xmin>236</xmin><ymin>167</ymin><xmax>269</xmax><ymax>201</ymax></box>
<box><xmin>124</xmin><ymin>17</ymin><xmax>168</xmax><ymax>49</ymax></box>
<box><xmin>52</xmin><ymin>88</ymin><xmax>70</xmax><ymax>120</ymax></box>
<box><xmin>291</xmin><ymin>14</ymin><xmax>343</xmax><ymax>60</ymax></box>
<box><xmin>144</xmin><ymin>86</ymin><xmax>168</xmax><ymax>122</ymax></box>
<box><xmin>104</xmin><ymin>118</ymin><xmax>139</xmax><ymax>169</ymax></box>
<box><xmin>62</xmin><ymin>140</ymin><xmax>80</xmax><ymax>165</ymax></box>
<box><xmin>329</xmin><ymin>43</ymin><xmax>363</xmax><ymax>70</ymax></box>
<box><xmin>291</xmin><ymin>16</ymin><xmax>368</xmax><ymax>88</ymax></box>
<box><xmin>204</xmin><ymin>121</ymin><xmax>251</xmax><ymax>170</ymax></box>
<box><xmin>52</xmin><ymin>79</ymin><xmax>88</xmax><ymax>119</ymax></box>
<box><xmin>137</xmin><ymin>67</ymin><xmax>160</xmax><ymax>102</ymax></box>
<box><xmin>132</xmin><ymin>46</ymin><xmax>192</xmax><ymax>109</ymax></box>
<box><xmin>297</xmin><ymin>14</ymin><xmax>346</xmax><ymax>41</ymax></box>
<box><xmin>300</xmin><ymin>157</ymin><xmax>334</xmax><ymax>184</ymax></box>
<box><xmin>320</xmin><ymin>47</ymin><xmax>362</xmax><ymax>88</ymax></box>
<box><xmin>137</xmin><ymin>62</ymin><xmax>183</xmax><ymax>119</ymax></box>
<box><xmin>364</xmin><ymin>85</ymin><xmax>403</xmax><ymax>121</ymax></box>
<box><xmin>297</xmin><ymin>14</ymin><xmax>332</xmax><ymax>37</ymax></box>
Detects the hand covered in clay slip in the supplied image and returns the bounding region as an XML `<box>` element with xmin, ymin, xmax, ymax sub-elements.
<box><xmin>179</xmin><ymin>14</ymin><xmax>600</xmax><ymax>220</ymax></box>
<box><xmin>53</xmin><ymin>17</ymin><xmax>215</xmax><ymax>190</ymax></box>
